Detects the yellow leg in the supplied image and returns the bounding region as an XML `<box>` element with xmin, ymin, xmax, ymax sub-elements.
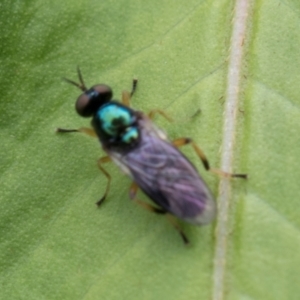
<box><xmin>147</xmin><ymin>109</ymin><xmax>200</xmax><ymax>123</ymax></box>
<box><xmin>172</xmin><ymin>137</ymin><xmax>247</xmax><ymax>179</ymax></box>
<box><xmin>129</xmin><ymin>182</ymin><xmax>165</xmax><ymax>214</ymax></box>
<box><xmin>96</xmin><ymin>156</ymin><xmax>112</xmax><ymax>206</ymax></box>
<box><xmin>129</xmin><ymin>182</ymin><xmax>189</xmax><ymax>244</ymax></box>
<box><xmin>147</xmin><ymin>109</ymin><xmax>173</xmax><ymax>122</ymax></box>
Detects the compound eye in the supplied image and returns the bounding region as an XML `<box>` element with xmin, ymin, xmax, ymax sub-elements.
<box><xmin>75</xmin><ymin>84</ymin><xmax>113</xmax><ymax>117</ymax></box>
<box><xmin>75</xmin><ymin>93</ymin><xmax>93</xmax><ymax>117</ymax></box>
<box><xmin>93</xmin><ymin>84</ymin><xmax>113</xmax><ymax>102</ymax></box>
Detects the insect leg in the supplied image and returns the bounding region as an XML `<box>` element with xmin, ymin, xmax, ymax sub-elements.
<box><xmin>147</xmin><ymin>109</ymin><xmax>173</xmax><ymax>122</ymax></box>
<box><xmin>172</xmin><ymin>138</ymin><xmax>247</xmax><ymax>179</ymax></box>
<box><xmin>129</xmin><ymin>182</ymin><xmax>165</xmax><ymax>214</ymax></box>
<box><xmin>129</xmin><ymin>182</ymin><xmax>189</xmax><ymax>244</ymax></box>
<box><xmin>166</xmin><ymin>215</ymin><xmax>189</xmax><ymax>245</ymax></box>
<box><xmin>148</xmin><ymin>108</ymin><xmax>201</xmax><ymax>123</ymax></box>
<box><xmin>96</xmin><ymin>156</ymin><xmax>112</xmax><ymax>206</ymax></box>
<box><xmin>121</xmin><ymin>79</ymin><xmax>138</xmax><ymax>107</ymax></box>
<box><xmin>130</xmin><ymin>78</ymin><xmax>138</xmax><ymax>97</ymax></box>
<box><xmin>56</xmin><ymin>127</ymin><xmax>97</xmax><ymax>138</ymax></box>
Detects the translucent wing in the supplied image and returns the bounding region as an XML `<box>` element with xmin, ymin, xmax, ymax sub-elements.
<box><xmin>107</xmin><ymin>115</ymin><xmax>216</xmax><ymax>225</ymax></box>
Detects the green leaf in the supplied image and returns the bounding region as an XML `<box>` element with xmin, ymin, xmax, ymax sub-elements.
<box><xmin>1</xmin><ymin>0</ymin><xmax>299</xmax><ymax>299</ymax></box>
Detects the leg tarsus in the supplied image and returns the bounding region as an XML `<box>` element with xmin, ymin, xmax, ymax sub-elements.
<box><xmin>166</xmin><ymin>215</ymin><xmax>189</xmax><ymax>245</ymax></box>
<box><xmin>172</xmin><ymin>137</ymin><xmax>247</xmax><ymax>179</ymax></box>
<box><xmin>121</xmin><ymin>79</ymin><xmax>138</xmax><ymax>106</ymax></box>
<box><xmin>130</xmin><ymin>78</ymin><xmax>138</xmax><ymax>97</ymax></box>
<box><xmin>129</xmin><ymin>182</ymin><xmax>188</xmax><ymax>244</ymax></box>
<box><xmin>232</xmin><ymin>173</ymin><xmax>248</xmax><ymax>179</ymax></box>
<box><xmin>56</xmin><ymin>127</ymin><xmax>97</xmax><ymax>138</ymax></box>
<box><xmin>56</xmin><ymin>128</ymin><xmax>79</xmax><ymax>133</ymax></box>
<box><xmin>96</xmin><ymin>196</ymin><xmax>105</xmax><ymax>206</ymax></box>
<box><xmin>172</xmin><ymin>137</ymin><xmax>210</xmax><ymax>170</ymax></box>
<box><xmin>179</xmin><ymin>231</ymin><xmax>189</xmax><ymax>245</ymax></box>
<box><xmin>96</xmin><ymin>156</ymin><xmax>112</xmax><ymax>206</ymax></box>
<box><xmin>210</xmin><ymin>168</ymin><xmax>247</xmax><ymax>179</ymax></box>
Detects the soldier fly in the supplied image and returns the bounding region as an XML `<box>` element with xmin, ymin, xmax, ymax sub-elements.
<box><xmin>57</xmin><ymin>68</ymin><xmax>247</xmax><ymax>244</ymax></box>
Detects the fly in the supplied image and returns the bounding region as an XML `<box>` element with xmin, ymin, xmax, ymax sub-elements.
<box><xmin>57</xmin><ymin>68</ymin><xmax>247</xmax><ymax>244</ymax></box>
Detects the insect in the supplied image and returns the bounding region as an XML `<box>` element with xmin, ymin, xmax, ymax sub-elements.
<box><xmin>57</xmin><ymin>68</ymin><xmax>247</xmax><ymax>244</ymax></box>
